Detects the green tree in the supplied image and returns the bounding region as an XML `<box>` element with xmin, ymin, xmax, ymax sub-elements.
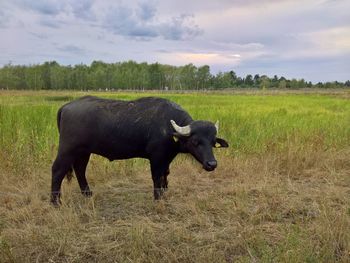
<box><xmin>289</xmin><ymin>79</ymin><xmax>298</xmax><ymax>89</ymax></box>
<box><xmin>179</xmin><ymin>64</ymin><xmax>197</xmax><ymax>90</ymax></box>
<box><xmin>196</xmin><ymin>65</ymin><xmax>211</xmax><ymax>90</ymax></box>
<box><xmin>244</xmin><ymin>74</ymin><xmax>254</xmax><ymax>87</ymax></box>
<box><xmin>253</xmin><ymin>74</ymin><xmax>260</xmax><ymax>88</ymax></box>
<box><xmin>271</xmin><ymin>75</ymin><xmax>279</xmax><ymax>88</ymax></box>
<box><xmin>278</xmin><ymin>79</ymin><xmax>287</xmax><ymax>89</ymax></box>
<box><xmin>41</xmin><ymin>61</ymin><xmax>59</xmax><ymax>90</ymax></box>
<box><xmin>148</xmin><ymin>63</ymin><xmax>164</xmax><ymax>90</ymax></box>
<box><xmin>0</xmin><ymin>61</ymin><xmax>347</xmax><ymax>90</ymax></box>
<box><xmin>214</xmin><ymin>72</ymin><xmax>235</xmax><ymax>89</ymax></box>
<box><xmin>260</xmin><ymin>75</ymin><xmax>270</xmax><ymax>90</ymax></box>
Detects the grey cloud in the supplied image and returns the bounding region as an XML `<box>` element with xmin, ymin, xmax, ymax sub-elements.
<box><xmin>70</xmin><ymin>0</ymin><xmax>95</xmax><ymax>20</ymax></box>
<box><xmin>57</xmin><ymin>45</ymin><xmax>85</xmax><ymax>54</ymax></box>
<box><xmin>0</xmin><ymin>9</ymin><xmax>9</xmax><ymax>27</ymax></box>
<box><xmin>12</xmin><ymin>0</ymin><xmax>96</xmax><ymax>20</ymax></box>
<box><xmin>7</xmin><ymin>0</ymin><xmax>202</xmax><ymax>40</ymax></box>
<box><xmin>15</xmin><ymin>0</ymin><xmax>65</xmax><ymax>15</ymax></box>
<box><xmin>29</xmin><ymin>32</ymin><xmax>48</xmax><ymax>39</ymax></box>
<box><xmin>321</xmin><ymin>0</ymin><xmax>347</xmax><ymax>5</ymax></box>
<box><xmin>156</xmin><ymin>0</ymin><xmax>293</xmax><ymax>15</ymax></box>
<box><xmin>212</xmin><ymin>4</ymin><xmax>349</xmax><ymax>53</ymax></box>
<box><xmin>137</xmin><ymin>1</ymin><xmax>156</xmax><ymax>21</ymax></box>
<box><xmin>39</xmin><ymin>17</ymin><xmax>62</xmax><ymax>28</ymax></box>
<box><xmin>159</xmin><ymin>14</ymin><xmax>203</xmax><ymax>40</ymax></box>
<box><xmin>105</xmin><ymin>5</ymin><xmax>157</xmax><ymax>38</ymax></box>
<box><xmin>104</xmin><ymin>2</ymin><xmax>202</xmax><ymax>40</ymax></box>
<box><xmin>155</xmin><ymin>49</ymin><xmax>172</xmax><ymax>53</ymax></box>
<box><xmin>235</xmin><ymin>53</ymin><xmax>350</xmax><ymax>82</ymax></box>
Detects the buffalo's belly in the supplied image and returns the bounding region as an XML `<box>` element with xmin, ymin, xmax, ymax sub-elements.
<box><xmin>90</xmin><ymin>140</ymin><xmax>148</xmax><ymax>161</ymax></box>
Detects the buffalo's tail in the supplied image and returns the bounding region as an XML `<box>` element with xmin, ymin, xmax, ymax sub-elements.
<box><xmin>57</xmin><ymin>107</ymin><xmax>63</xmax><ymax>133</ymax></box>
<box><xmin>56</xmin><ymin>107</ymin><xmax>74</xmax><ymax>181</ymax></box>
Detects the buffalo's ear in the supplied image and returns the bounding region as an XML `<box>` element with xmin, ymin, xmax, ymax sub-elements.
<box><xmin>215</xmin><ymin>137</ymin><xmax>229</xmax><ymax>148</ymax></box>
<box><xmin>172</xmin><ymin>132</ymin><xmax>183</xmax><ymax>142</ymax></box>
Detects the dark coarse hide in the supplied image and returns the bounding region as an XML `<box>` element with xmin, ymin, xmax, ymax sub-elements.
<box><xmin>51</xmin><ymin>96</ymin><xmax>228</xmax><ymax>205</ymax></box>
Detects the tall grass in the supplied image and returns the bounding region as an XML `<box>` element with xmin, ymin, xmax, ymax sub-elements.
<box><xmin>1</xmin><ymin>92</ymin><xmax>349</xmax><ymax>163</ymax></box>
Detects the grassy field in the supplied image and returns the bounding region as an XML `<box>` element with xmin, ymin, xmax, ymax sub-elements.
<box><xmin>0</xmin><ymin>90</ymin><xmax>349</xmax><ymax>262</ymax></box>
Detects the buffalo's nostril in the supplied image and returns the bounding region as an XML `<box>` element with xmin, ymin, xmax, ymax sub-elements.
<box><xmin>207</xmin><ymin>160</ymin><xmax>217</xmax><ymax>168</ymax></box>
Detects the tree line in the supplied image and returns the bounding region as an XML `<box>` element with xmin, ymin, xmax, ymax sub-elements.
<box><xmin>0</xmin><ymin>61</ymin><xmax>349</xmax><ymax>90</ymax></box>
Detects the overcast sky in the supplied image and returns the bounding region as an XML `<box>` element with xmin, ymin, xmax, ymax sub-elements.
<box><xmin>0</xmin><ymin>0</ymin><xmax>349</xmax><ymax>82</ymax></box>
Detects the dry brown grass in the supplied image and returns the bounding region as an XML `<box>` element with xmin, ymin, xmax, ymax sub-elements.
<box><xmin>1</xmin><ymin>145</ymin><xmax>349</xmax><ymax>262</ymax></box>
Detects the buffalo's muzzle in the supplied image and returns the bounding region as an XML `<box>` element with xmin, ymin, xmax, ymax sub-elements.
<box><xmin>204</xmin><ymin>160</ymin><xmax>217</xmax><ymax>171</ymax></box>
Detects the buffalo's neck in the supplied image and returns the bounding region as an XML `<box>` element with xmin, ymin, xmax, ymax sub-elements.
<box><xmin>176</xmin><ymin>141</ymin><xmax>188</xmax><ymax>154</ymax></box>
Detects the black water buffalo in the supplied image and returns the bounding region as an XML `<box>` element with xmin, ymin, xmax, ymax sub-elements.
<box><xmin>51</xmin><ymin>96</ymin><xmax>228</xmax><ymax>205</ymax></box>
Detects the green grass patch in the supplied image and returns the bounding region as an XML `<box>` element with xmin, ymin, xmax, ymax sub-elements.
<box><xmin>0</xmin><ymin>91</ymin><xmax>349</xmax><ymax>166</ymax></box>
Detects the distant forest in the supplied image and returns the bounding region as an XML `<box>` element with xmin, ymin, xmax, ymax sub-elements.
<box><xmin>0</xmin><ymin>61</ymin><xmax>349</xmax><ymax>90</ymax></box>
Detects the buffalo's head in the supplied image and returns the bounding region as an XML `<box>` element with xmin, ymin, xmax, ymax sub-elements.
<box><xmin>171</xmin><ymin>120</ymin><xmax>229</xmax><ymax>171</ymax></box>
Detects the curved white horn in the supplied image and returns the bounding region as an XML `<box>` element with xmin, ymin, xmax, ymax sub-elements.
<box><xmin>170</xmin><ymin>120</ymin><xmax>191</xmax><ymax>136</ymax></box>
<box><xmin>215</xmin><ymin>120</ymin><xmax>219</xmax><ymax>133</ymax></box>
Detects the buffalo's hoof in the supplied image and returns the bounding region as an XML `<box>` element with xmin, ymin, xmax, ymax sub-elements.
<box><xmin>154</xmin><ymin>189</ymin><xmax>163</xmax><ymax>200</ymax></box>
<box><xmin>50</xmin><ymin>198</ymin><xmax>61</xmax><ymax>207</ymax></box>
<box><xmin>50</xmin><ymin>192</ymin><xmax>61</xmax><ymax>207</ymax></box>
<box><xmin>82</xmin><ymin>190</ymin><xmax>93</xmax><ymax>197</ymax></box>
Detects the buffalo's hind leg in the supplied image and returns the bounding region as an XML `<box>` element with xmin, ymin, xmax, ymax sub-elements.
<box><xmin>51</xmin><ymin>153</ymin><xmax>74</xmax><ymax>206</ymax></box>
<box><xmin>73</xmin><ymin>153</ymin><xmax>92</xmax><ymax>197</ymax></box>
